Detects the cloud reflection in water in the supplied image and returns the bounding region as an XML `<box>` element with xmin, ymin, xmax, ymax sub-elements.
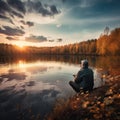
<box><xmin>0</xmin><ymin>60</ymin><xmax>68</xmax><ymax>119</ymax></box>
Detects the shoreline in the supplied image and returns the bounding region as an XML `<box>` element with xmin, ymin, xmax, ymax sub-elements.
<box><xmin>47</xmin><ymin>71</ymin><xmax>120</xmax><ymax>120</ymax></box>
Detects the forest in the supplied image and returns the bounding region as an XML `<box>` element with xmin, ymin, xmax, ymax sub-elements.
<box><xmin>0</xmin><ymin>27</ymin><xmax>120</xmax><ymax>56</ymax></box>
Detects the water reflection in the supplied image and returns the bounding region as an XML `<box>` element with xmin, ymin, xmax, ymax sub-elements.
<box><xmin>0</xmin><ymin>55</ymin><xmax>120</xmax><ymax>119</ymax></box>
<box><xmin>1</xmin><ymin>72</ymin><xmax>26</xmax><ymax>81</ymax></box>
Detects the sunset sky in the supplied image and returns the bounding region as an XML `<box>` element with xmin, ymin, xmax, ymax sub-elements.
<box><xmin>0</xmin><ymin>0</ymin><xmax>120</xmax><ymax>47</ymax></box>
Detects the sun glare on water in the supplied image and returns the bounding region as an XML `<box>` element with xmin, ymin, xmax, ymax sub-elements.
<box><xmin>18</xmin><ymin>60</ymin><xmax>25</xmax><ymax>68</ymax></box>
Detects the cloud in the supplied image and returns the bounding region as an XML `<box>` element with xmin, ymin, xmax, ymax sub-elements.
<box><xmin>0</xmin><ymin>0</ymin><xmax>60</xmax><ymax>28</ymax></box>
<box><xmin>0</xmin><ymin>0</ymin><xmax>24</xmax><ymax>18</ymax></box>
<box><xmin>7</xmin><ymin>0</ymin><xmax>26</xmax><ymax>14</ymax></box>
<box><xmin>26</xmin><ymin>21</ymin><xmax>34</xmax><ymax>27</ymax></box>
<box><xmin>25</xmin><ymin>35</ymin><xmax>48</xmax><ymax>43</ymax></box>
<box><xmin>57</xmin><ymin>38</ymin><xmax>63</xmax><ymax>42</ymax></box>
<box><xmin>20</xmin><ymin>20</ymin><xmax>26</xmax><ymax>25</ymax></box>
<box><xmin>0</xmin><ymin>0</ymin><xmax>61</xmax><ymax>43</ymax></box>
<box><xmin>26</xmin><ymin>0</ymin><xmax>61</xmax><ymax>17</ymax></box>
<box><xmin>6</xmin><ymin>36</ymin><xmax>16</xmax><ymax>40</ymax></box>
<box><xmin>20</xmin><ymin>26</ymin><xmax>24</xmax><ymax>30</ymax></box>
<box><xmin>0</xmin><ymin>0</ymin><xmax>61</xmax><ymax>19</ymax></box>
<box><xmin>20</xmin><ymin>20</ymin><xmax>34</xmax><ymax>27</ymax></box>
<box><xmin>0</xmin><ymin>14</ymin><xmax>14</xmax><ymax>24</ymax></box>
<box><xmin>50</xmin><ymin>5</ymin><xmax>59</xmax><ymax>15</ymax></box>
<box><xmin>0</xmin><ymin>14</ymin><xmax>9</xmax><ymax>19</ymax></box>
<box><xmin>11</xmin><ymin>10</ymin><xmax>24</xmax><ymax>18</ymax></box>
<box><xmin>0</xmin><ymin>26</ymin><xmax>25</xmax><ymax>36</ymax></box>
<box><xmin>49</xmin><ymin>40</ymin><xmax>54</xmax><ymax>42</ymax></box>
<box><xmin>0</xmin><ymin>0</ymin><xmax>10</xmax><ymax>14</ymax></box>
<box><xmin>6</xmin><ymin>36</ymin><xmax>19</xmax><ymax>40</ymax></box>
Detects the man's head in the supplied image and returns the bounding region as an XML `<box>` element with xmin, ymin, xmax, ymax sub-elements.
<box><xmin>81</xmin><ymin>59</ymin><xmax>88</xmax><ymax>68</ymax></box>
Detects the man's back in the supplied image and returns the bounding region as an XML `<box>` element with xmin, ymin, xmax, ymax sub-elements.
<box><xmin>77</xmin><ymin>68</ymin><xmax>94</xmax><ymax>92</ymax></box>
<box><xmin>74</xmin><ymin>66</ymin><xmax>94</xmax><ymax>92</ymax></box>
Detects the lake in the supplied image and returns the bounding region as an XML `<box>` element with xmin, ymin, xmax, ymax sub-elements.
<box><xmin>0</xmin><ymin>55</ymin><xmax>120</xmax><ymax>120</ymax></box>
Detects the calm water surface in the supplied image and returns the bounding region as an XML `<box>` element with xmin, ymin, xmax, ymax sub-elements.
<box><xmin>0</xmin><ymin>56</ymin><xmax>119</xmax><ymax>119</ymax></box>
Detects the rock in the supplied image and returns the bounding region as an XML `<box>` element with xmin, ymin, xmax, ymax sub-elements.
<box><xmin>104</xmin><ymin>97</ymin><xmax>114</xmax><ymax>105</ymax></box>
<box><xmin>82</xmin><ymin>101</ymin><xmax>90</xmax><ymax>108</ymax></box>
<box><xmin>105</xmin><ymin>89</ymin><xmax>113</xmax><ymax>96</ymax></box>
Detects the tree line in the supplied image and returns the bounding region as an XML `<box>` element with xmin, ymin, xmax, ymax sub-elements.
<box><xmin>0</xmin><ymin>27</ymin><xmax>120</xmax><ymax>56</ymax></box>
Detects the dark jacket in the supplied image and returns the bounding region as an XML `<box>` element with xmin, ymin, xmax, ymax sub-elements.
<box><xmin>74</xmin><ymin>67</ymin><xmax>94</xmax><ymax>91</ymax></box>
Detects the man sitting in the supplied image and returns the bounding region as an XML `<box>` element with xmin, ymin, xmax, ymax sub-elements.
<box><xmin>69</xmin><ymin>60</ymin><xmax>94</xmax><ymax>93</ymax></box>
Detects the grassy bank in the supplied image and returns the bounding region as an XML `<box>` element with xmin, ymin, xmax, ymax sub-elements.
<box><xmin>47</xmin><ymin>71</ymin><xmax>120</xmax><ymax>120</ymax></box>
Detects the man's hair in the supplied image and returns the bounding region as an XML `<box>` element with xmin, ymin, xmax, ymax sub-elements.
<box><xmin>81</xmin><ymin>60</ymin><xmax>88</xmax><ymax>68</ymax></box>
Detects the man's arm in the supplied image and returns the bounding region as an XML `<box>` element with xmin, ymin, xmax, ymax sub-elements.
<box><xmin>73</xmin><ymin>74</ymin><xmax>76</xmax><ymax>77</ymax></box>
<box><xmin>74</xmin><ymin>70</ymin><xmax>84</xmax><ymax>83</ymax></box>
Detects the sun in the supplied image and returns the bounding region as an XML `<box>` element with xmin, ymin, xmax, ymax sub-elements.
<box><xmin>17</xmin><ymin>44</ymin><xmax>25</xmax><ymax>50</ymax></box>
<box><xmin>18</xmin><ymin>44</ymin><xmax>24</xmax><ymax>48</ymax></box>
<box><xmin>15</xmin><ymin>42</ymin><xmax>25</xmax><ymax>50</ymax></box>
